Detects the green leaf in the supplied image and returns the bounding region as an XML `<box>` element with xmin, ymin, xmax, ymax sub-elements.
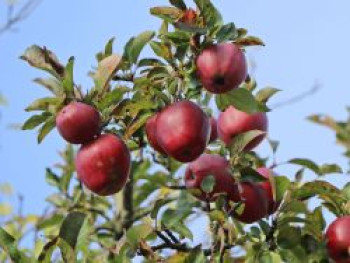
<box><xmin>124</xmin><ymin>112</ymin><xmax>153</xmax><ymax>140</ymax></box>
<box><xmin>194</xmin><ymin>0</ymin><xmax>223</xmax><ymax>29</ymax></box>
<box><xmin>33</xmin><ymin>77</ymin><xmax>63</xmax><ymax>96</ymax></box>
<box><xmin>25</xmin><ymin>97</ymin><xmax>61</xmax><ymax>112</ymax></box>
<box><xmin>93</xmin><ymin>54</ymin><xmax>122</xmax><ymax>91</ymax></box>
<box><xmin>274</xmin><ymin>176</ymin><xmax>291</xmax><ymax>202</ymax></box>
<box><xmin>216</xmin><ymin>22</ymin><xmax>238</xmax><ymax>42</ymax></box>
<box><xmin>59</xmin><ymin>212</ymin><xmax>87</xmax><ymax>249</ymax></box>
<box><xmin>0</xmin><ymin>94</ymin><xmax>7</xmax><ymax>106</ymax></box>
<box><xmin>104</xmin><ymin>37</ymin><xmax>115</xmax><ymax>57</ymax></box>
<box><xmin>200</xmin><ymin>175</ymin><xmax>216</xmax><ymax>193</ymax></box>
<box><xmin>0</xmin><ymin>227</ymin><xmax>27</xmax><ymax>262</ymax></box>
<box><xmin>235</xmin><ymin>36</ymin><xmax>265</xmax><ymax>47</ymax></box>
<box><xmin>22</xmin><ymin>112</ymin><xmax>52</xmax><ymax>130</ymax></box>
<box><xmin>37</xmin><ymin>116</ymin><xmax>56</xmax><ymax>144</ymax></box>
<box><xmin>125</xmin><ymin>31</ymin><xmax>155</xmax><ymax>64</ymax></box>
<box><xmin>268</xmin><ymin>138</ymin><xmax>280</xmax><ymax>154</ymax></box>
<box><xmin>150</xmin><ymin>41</ymin><xmax>172</xmax><ymax>60</ymax></box>
<box><xmin>98</xmin><ymin>86</ymin><xmax>129</xmax><ymax>109</ymax></box>
<box><xmin>62</xmin><ymin>57</ymin><xmax>75</xmax><ymax>97</ymax></box>
<box><xmin>150</xmin><ymin>6</ymin><xmax>182</xmax><ymax>23</ymax></box>
<box><xmin>37</xmin><ymin>214</ymin><xmax>64</xmax><ymax>230</ymax></box>
<box><xmin>304</xmin><ymin>206</ymin><xmax>325</xmax><ymax>241</ymax></box>
<box><xmin>277</xmin><ymin>226</ymin><xmax>301</xmax><ymax>249</ymax></box>
<box><xmin>126</xmin><ymin>223</ymin><xmax>153</xmax><ymax>248</ymax></box>
<box><xmin>255</xmin><ymin>87</ymin><xmax>280</xmax><ymax>103</ymax></box>
<box><xmin>259</xmin><ymin>252</ymin><xmax>283</xmax><ymax>263</ymax></box>
<box><xmin>185</xmin><ymin>247</ymin><xmax>206</xmax><ymax>263</ymax></box>
<box><xmin>45</xmin><ymin>168</ymin><xmax>60</xmax><ymax>188</ymax></box>
<box><xmin>38</xmin><ymin>237</ymin><xmax>58</xmax><ymax>263</ymax></box>
<box><xmin>0</xmin><ymin>203</ymin><xmax>12</xmax><ymax>216</ymax></box>
<box><xmin>216</xmin><ymin>88</ymin><xmax>261</xmax><ymax>114</ymax></box>
<box><xmin>319</xmin><ymin>164</ymin><xmax>343</xmax><ymax>175</ymax></box>
<box><xmin>168</xmin><ymin>223</ymin><xmax>193</xmax><ymax>240</ymax></box>
<box><xmin>58</xmin><ymin>238</ymin><xmax>76</xmax><ymax>263</ymax></box>
<box><xmin>342</xmin><ymin>183</ymin><xmax>350</xmax><ymax>200</ymax></box>
<box><xmin>169</xmin><ymin>0</ymin><xmax>186</xmax><ymax>10</ymax></box>
<box><xmin>174</xmin><ymin>22</ymin><xmax>207</xmax><ymax>34</ymax></box>
<box><xmin>0</xmin><ymin>183</ymin><xmax>13</xmax><ymax>196</ymax></box>
<box><xmin>151</xmin><ymin>199</ymin><xmax>169</xmax><ymax>219</ymax></box>
<box><xmin>20</xmin><ymin>45</ymin><xmax>64</xmax><ymax>78</ymax></box>
<box><xmin>137</xmin><ymin>58</ymin><xmax>165</xmax><ymax>68</ymax></box>
<box><xmin>240</xmin><ymin>167</ymin><xmax>267</xmax><ymax>183</ymax></box>
<box><xmin>229</xmin><ymin>130</ymin><xmax>266</xmax><ymax>155</ymax></box>
<box><xmin>289</xmin><ymin>158</ymin><xmax>320</xmax><ymax>175</ymax></box>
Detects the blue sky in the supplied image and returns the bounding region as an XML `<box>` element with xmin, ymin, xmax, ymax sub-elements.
<box><xmin>1</xmin><ymin>0</ymin><xmax>349</xmax><ymax>238</ymax></box>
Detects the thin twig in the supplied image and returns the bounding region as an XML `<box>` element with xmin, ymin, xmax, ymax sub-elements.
<box><xmin>271</xmin><ymin>82</ymin><xmax>321</xmax><ymax>109</ymax></box>
<box><xmin>0</xmin><ymin>0</ymin><xmax>42</xmax><ymax>36</ymax></box>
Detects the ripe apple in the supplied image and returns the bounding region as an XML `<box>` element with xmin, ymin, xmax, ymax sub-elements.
<box><xmin>209</xmin><ymin>117</ymin><xmax>218</xmax><ymax>143</ymax></box>
<box><xmin>196</xmin><ymin>43</ymin><xmax>247</xmax><ymax>94</ymax></box>
<box><xmin>145</xmin><ymin>113</ymin><xmax>166</xmax><ymax>154</ymax></box>
<box><xmin>156</xmin><ymin>100</ymin><xmax>210</xmax><ymax>162</ymax></box>
<box><xmin>257</xmin><ymin>167</ymin><xmax>280</xmax><ymax>215</ymax></box>
<box><xmin>56</xmin><ymin>102</ymin><xmax>101</xmax><ymax>144</ymax></box>
<box><xmin>325</xmin><ymin>215</ymin><xmax>350</xmax><ymax>263</ymax></box>
<box><xmin>75</xmin><ymin>134</ymin><xmax>131</xmax><ymax>196</ymax></box>
<box><xmin>217</xmin><ymin>106</ymin><xmax>268</xmax><ymax>151</ymax></box>
<box><xmin>228</xmin><ymin>182</ymin><xmax>268</xmax><ymax>224</ymax></box>
<box><xmin>185</xmin><ymin>154</ymin><xmax>236</xmax><ymax>201</ymax></box>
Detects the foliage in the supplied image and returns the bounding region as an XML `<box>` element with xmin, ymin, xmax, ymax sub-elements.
<box><xmin>0</xmin><ymin>0</ymin><xmax>349</xmax><ymax>262</ymax></box>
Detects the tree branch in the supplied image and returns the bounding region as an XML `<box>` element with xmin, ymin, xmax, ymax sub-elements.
<box><xmin>0</xmin><ymin>0</ymin><xmax>42</xmax><ymax>36</ymax></box>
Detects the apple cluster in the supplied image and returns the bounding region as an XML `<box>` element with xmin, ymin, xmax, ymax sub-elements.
<box><xmin>54</xmin><ymin>42</ymin><xmax>274</xmax><ymax>224</ymax></box>
<box><xmin>56</xmin><ymin>102</ymin><xmax>131</xmax><ymax>196</ymax></box>
<box><xmin>144</xmin><ymin>43</ymin><xmax>275</xmax><ymax>223</ymax></box>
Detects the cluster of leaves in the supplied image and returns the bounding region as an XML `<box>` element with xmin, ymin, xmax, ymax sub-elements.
<box><xmin>1</xmin><ymin>0</ymin><xmax>350</xmax><ymax>262</ymax></box>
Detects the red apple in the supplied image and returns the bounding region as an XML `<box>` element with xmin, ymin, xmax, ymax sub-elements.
<box><xmin>185</xmin><ymin>154</ymin><xmax>236</xmax><ymax>201</ymax></box>
<box><xmin>209</xmin><ymin>117</ymin><xmax>218</xmax><ymax>143</ymax></box>
<box><xmin>325</xmin><ymin>215</ymin><xmax>350</xmax><ymax>263</ymax></box>
<box><xmin>196</xmin><ymin>43</ymin><xmax>247</xmax><ymax>94</ymax></box>
<box><xmin>56</xmin><ymin>102</ymin><xmax>101</xmax><ymax>144</ymax></box>
<box><xmin>75</xmin><ymin>134</ymin><xmax>131</xmax><ymax>196</ymax></box>
<box><xmin>228</xmin><ymin>182</ymin><xmax>268</xmax><ymax>224</ymax></box>
<box><xmin>156</xmin><ymin>100</ymin><xmax>210</xmax><ymax>162</ymax></box>
<box><xmin>217</xmin><ymin>106</ymin><xmax>268</xmax><ymax>151</ymax></box>
<box><xmin>145</xmin><ymin>113</ymin><xmax>166</xmax><ymax>154</ymax></box>
<box><xmin>257</xmin><ymin>167</ymin><xmax>280</xmax><ymax>215</ymax></box>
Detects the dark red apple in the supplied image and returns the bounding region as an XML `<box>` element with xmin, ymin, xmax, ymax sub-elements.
<box><xmin>209</xmin><ymin>117</ymin><xmax>218</xmax><ymax>143</ymax></box>
<box><xmin>145</xmin><ymin>113</ymin><xmax>166</xmax><ymax>154</ymax></box>
<box><xmin>217</xmin><ymin>106</ymin><xmax>268</xmax><ymax>151</ymax></box>
<box><xmin>156</xmin><ymin>100</ymin><xmax>210</xmax><ymax>162</ymax></box>
<box><xmin>196</xmin><ymin>43</ymin><xmax>247</xmax><ymax>94</ymax></box>
<box><xmin>257</xmin><ymin>167</ymin><xmax>280</xmax><ymax>215</ymax></box>
<box><xmin>75</xmin><ymin>134</ymin><xmax>131</xmax><ymax>196</ymax></box>
<box><xmin>185</xmin><ymin>154</ymin><xmax>236</xmax><ymax>201</ymax></box>
<box><xmin>56</xmin><ymin>102</ymin><xmax>101</xmax><ymax>144</ymax></box>
<box><xmin>325</xmin><ymin>215</ymin><xmax>350</xmax><ymax>263</ymax></box>
<box><xmin>228</xmin><ymin>182</ymin><xmax>268</xmax><ymax>224</ymax></box>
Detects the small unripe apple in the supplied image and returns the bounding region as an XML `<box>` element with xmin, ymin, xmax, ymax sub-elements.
<box><xmin>156</xmin><ymin>100</ymin><xmax>210</xmax><ymax>162</ymax></box>
<box><xmin>196</xmin><ymin>43</ymin><xmax>247</xmax><ymax>94</ymax></box>
<box><xmin>228</xmin><ymin>182</ymin><xmax>268</xmax><ymax>224</ymax></box>
<box><xmin>209</xmin><ymin>117</ymin><xmax>218</xmax><ymax>143</ymax></box>
<box><xmin>75</xmin><ymin>134</ymin><xmax>131</xmax><ymax>196</ymax></box>
<box><xmin>185</xmin><ymin>154</ymin><xmax>236</xmax><ymax>201</ymax></box>
<box><xmin>257</xmin><ymin>167</ymin><xmax>280</xmax><ymax>215</ymax></box>
<box><xmin>145</xmin><ymin>113</ymin><xmax>166</xmax><ymax>154</ymax></box>
<box><xmin>56</xmin><ymin>102</ymin><xmax>101</xmax><ymax>144</ymax></box>
<box><xmin>217</xmin><ymin>106</ymin><xmax>268</xmax><ymax>151</ymax></box>
<box><xmin>325</xmin><ymin>215</ymin><xmax>350</xmax><ymax>263</ymax></box>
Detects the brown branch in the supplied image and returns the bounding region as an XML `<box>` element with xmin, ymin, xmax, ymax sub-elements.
<box><xmin>0</xmin><ymin>0</ymin><xmax>42</xmax><ymax>36</ymax></box>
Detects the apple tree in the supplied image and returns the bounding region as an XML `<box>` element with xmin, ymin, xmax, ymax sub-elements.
<box><xmin>1</xmin><ymin>0</ymin><xmax>349</xmax><ymax>262</ymax></box>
